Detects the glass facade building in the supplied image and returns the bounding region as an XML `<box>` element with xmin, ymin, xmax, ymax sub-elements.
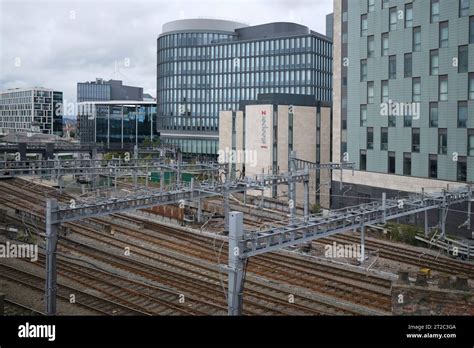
<box><xmin>77</xmin><ymin>101</ymin><xmax>157</xmax><ymax>147</ymax></box>
<box><xmin>157</xmin><ymin>19</ymin><xmax>333</xmax><ymax>155</ymax></box>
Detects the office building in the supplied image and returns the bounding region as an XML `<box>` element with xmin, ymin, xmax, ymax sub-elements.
<box><xmin>326</xmin><ymin>13</ymin><xmax>334</xmax><ymax>39</ymax></box>
<box><xmin>219</xmin><ymin>94</ymin><xmax>331</xmax><ymax>208</ymax></box>
<box><xmin>77</xmin><ymin>78</ymin><xmax>144</xmax><ymax>103</ymax></box>
<box><xmin>332</xmin><ymin>0</ymin><xmax>474</xmax><ymax>236</ymax></box>
<box><xmin>77</xmin><ymin>101</ymin><xmax>157</xmax><ymax>148</ymax></box>
<box><xmin>157</xmin><ymin>18</ymin><xmax>333</xmax><ymax>155</ymax></box>
<box><xmin>0</xmin><ymin>87</ymin><xmax>63</xmax><ymax>136</ymax></box>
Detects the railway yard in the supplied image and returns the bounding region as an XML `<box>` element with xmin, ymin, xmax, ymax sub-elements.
<box><xmin>0</xmin><ymin>177</ymin><xmax>473</xmax><ymax>316</ymax></box>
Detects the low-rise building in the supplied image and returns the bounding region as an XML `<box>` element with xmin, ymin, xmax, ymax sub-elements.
<box><xmin>77</xmin><ymin>101</ymin><xmax>158</xmax><ymax>148</ymax></box>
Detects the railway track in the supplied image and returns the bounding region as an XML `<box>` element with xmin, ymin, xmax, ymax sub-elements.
<box><xmin>0</xmin><ymin>263</ymin><xmax>149</xmax><ymax>315</ymax></box>
<box><xmin>316</xmin><ymin>234</ymin><xmax>474</xmax><ymax>278</ymax></box>
<box><xmin>71</xmin><ymin>215</ymin><xmax>391</xmax><ymax>313</ymax></box>
<box><xmin>0</xmin><ymin>178</ymin><xmax>391</xmax><ymax>315</ymax></box>
<box><xmin>3</xmin><ymin>299</ymin><xmax>44</xmax><ymax>316</ymax></box>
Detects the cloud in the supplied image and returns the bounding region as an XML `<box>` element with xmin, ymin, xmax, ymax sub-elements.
<box><xmin>0</xmin><ymin>0</ymin><xmax>333</xmax><ymax>114</ymax></box>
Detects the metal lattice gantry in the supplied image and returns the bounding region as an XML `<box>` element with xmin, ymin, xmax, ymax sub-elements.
<box><xmin>224</xmin><ymin>185</ymin><xmax>473</xmax><ymax>315</ymax></box>
<box><xmin>42</xmin><ymin>167</ymin><xmax>312</xmax><ymax>315</ymax></box>
<box><xmin>0</xmin><ymin>158</ymin><xmax>221</xmax><ymax>177</ymax></box>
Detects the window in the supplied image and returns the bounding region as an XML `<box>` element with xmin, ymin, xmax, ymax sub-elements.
<box><xmin>459</xmin><ymin>45</ymin><xmax>468</xmax><ymax>73</ymax></box>
<box><xmin>361</xmin><ymin>14</ymin><xmax>368</xmax><ymax>36</ymax></box>
<box><xmin>381</xmin><ymin>80</ymin><xmax>389</xmax><ymax>103</ymax></box>
<box><xmin>360</xmin><ymin>150</ymin><xmax>367</xmax><ymax>171</ymax></box>
<box><xmin>431</xmin><ymin>0</ymin><xmax>440</xmax><ymax>23</ymax></box>
<box><xmin>460</xmin><ymin>0</ymin><xmax>470</xmax><ymax>17</ymax></box>
<box><xmin>403</xmin><ymin>153</ymin><xmax>412</xmax><ymax>176</ymax></box>
<box><xmin>381</xmin><ymin>127</ymin><xmax>388</xmax><ymax>151</ymax></box>
<box><xmin>430</xmin><ymin>102</ymin><xmax>439</xmax><ymax>127</ymax></box>
<box><xmin>404</xmin><ymin>53</ymin><xmax>412</xmax><ymax>78</ymax></box>
<box><xmin>457</xmin><ymin>157</ymin><xmax>467</xmax><ymax>182</ymax></box>
<box><xmin>412</xmin><ymin>128</ymin><xmax>420</xmax><ymax>152</ymax></box>
<box><xmin>389</xmin><ymin>55</ymin><xmax>396</xmax><ymax>79</ymax></box>
<box><xmin>413</xmin><ymin>27</ymin><xmax>421</xmax><ymax>52</ymax></box>
<box><xmin>439</xmin><ymin>22</ymin><xmax>449</xmax><ymax>48</ymax></box>
<box><xmin>470</xmin><ymin>73</ymin><xmax>474</xmax><ymax>100</ymax></box>
<box><xmin>404</xmin><ymin>113</ymin><xmax>412</xmax><ymax>127</ymax></box>
<box><xmin>368</xmin><ymin>0</ymin><xmax>375</xmax><ymax>12</ymax></box>
<box><xmin>388</xmin><ymin>152</ymin><xmax>396</xmax><ymax>174</ymax></box>
<box><xmin>438</xmin><ymin>129</ymin><xmax>447</xmax><ymax>155</ymax></box>
<box><xmin>381</xmin><ymin>33</ymin><xmax>389</xmax><ymax>56</ymax></box>
<box><xmin>439</xmin><ymin>75</ymin><xmax>448</xmax><ymax>101</ymax></box>
<box><xmin>367</xmin><ymin>127</ymin><xmax>374</xmax><ymax>149</ymax></box>
<box><xmin>382</xmin><ymin>0</ymin><xmax>389</xmax><ymax>10</ymax></box>
<box><xmin>430</xmin><ymin>50</ymin><xmax>439</xmax><ymax>76</ymax></box>
<box><xmin>389</xmin><ymin>7</ymin><xmax>398</xmax><ymax>31</ymax></box>
<box><xmin>468</xmin><ymin>129</ymin><xmax>474</xmax><ymax>156</ymax></box>
<box><xmin>367</xmin><ymin>82</ymin><xmax>374</xmax><ymax>104</ymax></box>
<box><xmin>405</xmin><ymin>3</ymin><xmax>413</xmax><ymax>28</ymax></box>
<box><xmin>458</xmin><ymin>101</ymin><xmax>468</xmax><ymax>128</ymax></box>
<box><xmin>429</xmin><ymin>155</ymin><xmax>438</xmax><ymax>178</ymax></box>
<box><xmin>470</xmin><ymin>17</ymin><xmax>474</xmax><ymax>44</ymax></box>
<box><xmin>412</xmin><ymin>78</ymin><xmax>421</xmax><ymax>102</ymax></box>
<box><xmin>360</xmin><ymin>105</ymin><xmax>367</xmax><ymax>126</ymax></box>
<box><xmin>367</xmin><ymin>35</ymin><xmax>375</xmax><ymax>58</ymax></box>
<box><xmin>389</xmin><ymin>114</ymin><xmax>396</xmax><ymax>127</ymax></box>
<box><xmin>361</xmin><ymin>59</ymin><xmax>368</xmax><ymax>81</ymax></box>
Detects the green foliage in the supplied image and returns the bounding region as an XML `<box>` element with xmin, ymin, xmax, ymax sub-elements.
<box><xmin>310</xmin><ymin>203</ymin><xmax>321</xmax><ymax>214</ymax></box>
<box><xmin>384</xmin><ymin>222</ymin><xmax>423</xmax><ymax>246</ymax></box>
<box><xmin>142</xmin><ymin>137</ymin><xmax>161</xmax><ymax>148</ymax></box>
<box><xmin>103</xmin><ymin>152</ymin><xmax>127</xmax><ymax>161</ymax></box>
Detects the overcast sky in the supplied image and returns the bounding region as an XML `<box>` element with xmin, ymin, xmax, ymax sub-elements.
<box><xmin>0</xmin><ymin>0</ymin><xmax>332</xmax><ymax>113</ymax></box>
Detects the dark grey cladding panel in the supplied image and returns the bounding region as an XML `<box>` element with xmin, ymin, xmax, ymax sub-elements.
<box><xmin>235</xmin><ymin>22</ymin><xmax>310</xmax><ymax>40</ymax></box>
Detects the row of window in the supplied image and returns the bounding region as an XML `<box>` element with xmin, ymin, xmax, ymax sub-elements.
<box><xmin>159</xmin><ymin>32</ymin><xmax>232</xmax><ymax>48</ymax></box>
<box><xmin>361</xmin><ymin>0</ymin><xmax>470</xmax><ymax>37</ymax></box>
<box><xmin>361</xmin><ymin>100</ymin><xmax>470</xmax><ymax>129</ymax></box>
<box><xmin>158</xmin><ymin>86</ymin><xmax>322</xmax><ymax>104</ymax></box>
<box><xmin>364</xmin><ymin>23</ymin><xmax>460</xmax><ymax>61</ymax></box>
<box><xmin>361</xmin><ymin>73</ymin><xmax>474</xmax><ymax>122</ymax></box>
<box><xmin>163</xmin><ymin>138</ymin><xmax>219</xmax><ymax>155</ymax></box>
<box><xmin>158</xmin><ymin>35</ymin><xmax>332</xmax><ymax>59</ymax></box>
<box><xmin>0</xmin><ymin>91</ymin><xmax>33</xmax><ymax>99</ymax></box>
<box><xmin>360</xmin><ymin>148</ymin><xmax>468</xmax><ymax>181</ymax></box>
<box><xmin>159</xmin><ymin>115</ymin><xmax>218</xmax><ymax>132</ymax></box>
<box><xmin>0</xmin><ymin>104</ymin><xmax>33</xmax><ymax>110</ymax></box>
<box><xmin>158</xmin><ymin>70</ymin><xmax>328</xmax><ymax>90</ymax></box>
<box><xmin>365</xmin><ymin>127</ymin><xmax>474</xmax><ymax>158</ymax></box>
<box><xmin>158</xmin><ymin>85</ymin><xmax>330</xmax><ymax>119</ymax></box>
<box><xmin>360</xmin><ymin>17</ymin><xmax>474</xmax><ymax>68</ymax></box>
<box><xmin>0</xmin><ymin>97</ymin><xmax>33</xmax><ymax>105</ymax></box>
<box><xmin>158</xmin><ymin>55</ymin><xmax>331</xmax><ymax>76</ymax></box>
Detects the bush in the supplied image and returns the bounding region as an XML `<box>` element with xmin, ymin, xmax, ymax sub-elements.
<box><xmin>310</xmin><ymin>204</ymin><xmax>321</xmax><ymax>214</ymax></box>
<box><xmin>384</xmin><ymin>222</ymin><xmax>423</xmax><ymax>246</ymax></box>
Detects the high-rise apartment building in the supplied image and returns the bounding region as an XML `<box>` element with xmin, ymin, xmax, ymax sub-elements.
<box><xmin>332</xmin><ymin>0</ymin><xmax>474</xmax><ymax>236</ymax></box>
<box><xmin>0</xmin><ymin>87</ymin><xmax>63</xmax><ymax>136</ymax></box>
<box><xmin>157</xmin><ymin>18</ymin><xmax>333</xmax><ymax>155</ymax></box>
<box><xmin>77</xmin><ymin>78</ymin><xmax>144</xmax><ymax>103</ymax></box>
